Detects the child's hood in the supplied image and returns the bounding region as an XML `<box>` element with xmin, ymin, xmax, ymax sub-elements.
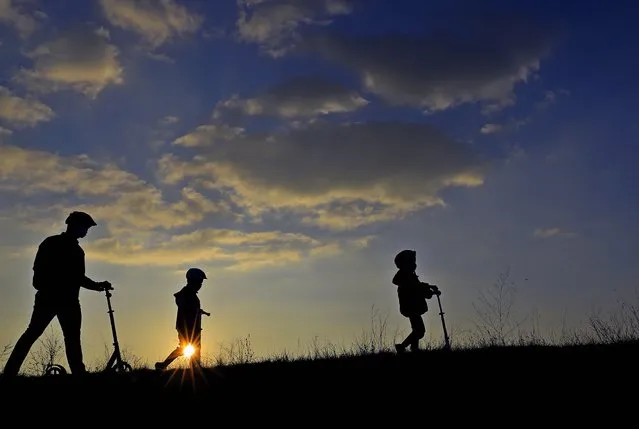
<box><xmin>392</xmin><ymin>271</ymin><xmax>402</xmax><ymax>285</ymax></box>
<box><xmin>393</xmin><ymin>270</ymin><xmax>417</xmax><ymax>286</ymax></box>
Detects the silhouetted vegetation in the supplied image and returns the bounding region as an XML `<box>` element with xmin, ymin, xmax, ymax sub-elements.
<box><xmin>0</xmin><ymin>344</ymin><xmax>10</xmax><ymax>365</ymax></box>
<box><xmin>5</xmin><ymin>273</ymin><xmax>639</xmax><ymax>373</ymax></box>
<box><xmin>2</xmin><ymin>271</ymin><xmax>637</xmax><ymax>419</ymax></box>
<box><xmin>25</xmin><ymin>327</ymin><xmax>64</xmax><ymax>376</ymax></box>
<box><xmin>1</xmin><ymin>338</ymin><xmax>636</xmax><ymax>418</ymax></box>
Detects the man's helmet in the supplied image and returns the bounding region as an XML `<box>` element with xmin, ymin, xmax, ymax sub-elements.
<box><xmin>186</xmin><ymin>268</ymin><xmax>207</xmax><ymax>282</ymax></box>
<box><xmin>394</xmin><ymin>249</ymin><xmax>416</xmax><ymax>269</ymax></box>
<box><xmin>65</xmin><ymin>211</ymin><xmax>97</xmax><ymax>227</ymax></box>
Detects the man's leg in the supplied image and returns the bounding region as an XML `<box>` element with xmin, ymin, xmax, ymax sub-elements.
<box><xmin>2</xmin><ymin>292</ymin><xmax>56</xmax><ymax>377</ymax></box>
<box><xmin>57</xmin><ymin>300</ymin><xmax>86</xmax><ymax>375</ymax></box>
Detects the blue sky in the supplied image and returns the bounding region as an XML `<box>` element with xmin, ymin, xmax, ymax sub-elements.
<box><xmin>1</xmin><ymin>0</ymin><xmax>638</xmax><ymax>368</ymax></box>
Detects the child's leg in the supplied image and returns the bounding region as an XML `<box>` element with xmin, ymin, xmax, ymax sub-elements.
<box><xmin>155</xmin><ymin>335</ymin><xmax>187</xmax><ymax>369</ymax></box>
<box><xmin>189</xmin><ymin>332</ymin><xmax>202</xmax><ymax>368</ymax></box>
<box><xmin>408</xmin><ymin>315</ymin><xmax>425</xmax><ymax>351</ymax></box>
<box><xmin>398</xmin><ymin>315</ymin><xmax>425</xmax><ymax>351</ymax></box>
<box><xmin>161</xmin><ymin>345</ymin><xmax>183</xmax><ymax>366</ymax></box>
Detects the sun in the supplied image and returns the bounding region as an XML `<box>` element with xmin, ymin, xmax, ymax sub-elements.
<box><xmin>183</xmin><ymin>344</ymin><xmax>196</xmax><ymax>358</ymax></box>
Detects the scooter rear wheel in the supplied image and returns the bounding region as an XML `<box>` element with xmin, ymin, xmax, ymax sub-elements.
<box><xmin>44</xmin><ymin>364</ymin><xmax>67</xmax><ymax>376</ymax></box>
<box><xmin>117</xmin><ymin>361</ymin><xmax>133</xmax><ymax>373</ymax></box>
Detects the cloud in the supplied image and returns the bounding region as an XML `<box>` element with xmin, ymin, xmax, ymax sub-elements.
<box><xmin>0</xmin><ymin>144</ymin><xmax>225</xmax><ymax>234</ymax></box>
<box><xmin>0</xmin><ymin>144</ymin><xmax>142</xmax><ymax>196</ymax></box>
<box><xmin>0</xmin><ymin>126</ymin><xmax>12</xmax><ymax>135</ymax></box>
<box><xmin>173</xmin><ymin>124</ymin><xmax>245</xmax><ymax>147</ymax></box>
<box><xmin>146</xmin><ymin>52</ymin><xmax>175</xmax><ymax>63</ymax></box>
<box><xmin>160</xmin><ymin>115</ymin><xmax>179</xmax><ymax>125</ymax></box>
<box><xmin>480</xmin><ymin>123</ymin><xmax>503</xmax><ymax>134</ymax></box>
<box><xmin>71</xmin><ymin>187</ymin><xmax>227</xmax><ymax>234</ymax></box>
<box><xmin>0</xmin><ymin>144</ymin><xmax>378</xmax><ymax>270</ymax></box>
<box><xmin>100</xmin><ymin>0</ymin><xmax>203</xmax><ymax>49</ymax></box>
<box><xmin>213</xmin><ymin>76</ymin><xmax>368</xmax><ymax>121</ymax></box>
<box><xmin>536</xmin><ymin>89</ymin><xmax>570</xmax><ymax>110</ymax></box>
<box><xmin>9</xmin><ymin>209</ymin><xmax>372</xmax><ymax>270</ymax></box>
<box><xmin>533</xmin><ymin>228</ymin><xmax>577</xmax><ymax>239</ymax></box>
<box><xmin>161</xmin><ymin>120</ymin><xmax>487</xmax><ymax>229</ymax></box>
<box><xmin>8</xmin><ymin>206</ymin><xmax>375</xmax><ymax>269</ymax></box>
<box><xmin>0</xmin><ymin>86</ymin><xmax>54</xmax><ymax>128</ymax></box>
<box><xmin>81</xmin><ymin>228</ymin><xmax>372</xmax><ymax>270</ymax></box>
<box><xmin>482</xmin><ymin>88</ymin><xmax>568</xmax><ymax>136</ymax></box>
<box><xmin>0</xmin><ymin>0</ymin><xmax>37</xmax><ymax>38</ymax></box>
<box><xmin>303</xmin><ymin>24</ymin><xmax>552</xmax><ymax>113</ymax></box>
<box><xmin>15</xmin><ymin>26</ymin><xmax>124</xmax><ymax>98</ymax></box>
<box><xmin>236</xmin><ymin>0</ymin><xmax>353</xmax><ymax>57</ymax></box>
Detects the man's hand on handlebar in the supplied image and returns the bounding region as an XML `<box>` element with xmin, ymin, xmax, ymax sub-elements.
<box><xmin>99</xmin><ymin>281</ymin><xmax>113</xmax><ymax>291</ymax></box>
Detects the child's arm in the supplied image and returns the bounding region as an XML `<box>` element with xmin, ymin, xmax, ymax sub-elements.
<box><xmin>419</xmin><ymin>281</ymin><xmax>440</xmax><ymax>298</ymax></box>
<box><xmin>422</xmin><ymin>282</ymin><xmax>440</xmax><ymax>295</ymax></box>
<box><xmin>200</xmin><ymin>309</ymin><xmax>211</xmax><ymax>317</ymax></box>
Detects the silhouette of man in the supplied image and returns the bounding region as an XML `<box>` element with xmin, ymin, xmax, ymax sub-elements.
<box><xmin>155</xmin><ymin>268</ymin><xmax>210</xmax><ymax>370</ymax></box>
<box><xmin>2</xmin><ymin>211</ymin><xmax>112</xmax><ymax>378</ymax></box>
<box><xmin>392</xmin><ymin>249</ymin><xmax>440</xmax><ymax>353</ymax></box>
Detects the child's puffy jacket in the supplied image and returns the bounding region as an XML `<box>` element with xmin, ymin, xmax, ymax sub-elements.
<box><xmin>393</xmin><ymin>270</ymin><xmax>429</xmax><ymax>317</ymax></box>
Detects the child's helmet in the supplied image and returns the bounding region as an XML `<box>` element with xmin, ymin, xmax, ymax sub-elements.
<box><xmin>186</xmin><ymin>268</ymin><xmax>207</xmax><ymax>282</ymax></box>
<box><xmin>394</xmin><ymin>250</ymin><xmax>416</xmax><ymax>269</ymax></box>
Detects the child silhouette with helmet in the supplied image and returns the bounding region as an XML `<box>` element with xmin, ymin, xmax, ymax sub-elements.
<box><xmin>393</xmin><ymin>250</ymin><xmax>440</xmax><ymax>353</ymax></box>
<box><xmin>155</xmin><ymin>268</ymin><xmax>210</xmax><ymax>370</ymax></box>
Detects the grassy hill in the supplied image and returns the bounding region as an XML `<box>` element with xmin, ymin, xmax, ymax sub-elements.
<box><xmin>3</xmin><ymin>290</ymin><xmax>637</xmax><ymax>420</ymax></box>
<box><xmin>1</xmin><ymin>340</ymin><xmax>637</xmax><ymax>421</ymax></box>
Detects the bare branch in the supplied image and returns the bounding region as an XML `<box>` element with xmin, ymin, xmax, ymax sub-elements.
<box><xmin>471</xmin><ymin>266</ymin><xmax>520</xmax><ymax>346</ymax></box>
<box><xmin>26</xmin><ymin>327</ymin><xmax>64</xmax><ymax>375</ymax></box>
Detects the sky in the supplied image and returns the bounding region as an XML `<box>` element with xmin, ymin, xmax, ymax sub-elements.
<box><xmin>1</xmin><ymin>0</ymin><xmax>638</xmax><ymax>368</ymax></box>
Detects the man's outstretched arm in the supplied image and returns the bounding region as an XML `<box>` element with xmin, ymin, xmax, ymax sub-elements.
<box><xmin>78</xmin><ymin>252</ymin><xmax>111</xmax><ymax>291</ymax></box>
<box><xmin>82</xmin><ymin>276</ymin><xmax>112</xmax><ymax>291</ymax></box>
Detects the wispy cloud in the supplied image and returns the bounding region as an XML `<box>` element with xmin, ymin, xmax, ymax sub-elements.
<box><xmin>533</xmin><ymin>227</ymin><xmax>578</xmax><ymax>239</ymax></box>
<box><xmin>160</xmin><ymin>115</ymin><xmax>180</xmax><ymax>126</ymax></box>
<box><xmin>480</xmin><ymin>123</ymin><xmax>503</xmax><ymax>134</ymax></box>
<box><xmin>236</xmin><ymin>0</ymin><xmax>353</xmax><ymax>57</ymax></box>
<box><xmin>100</xmin><ymin>0</ymin><xmax>203</xmax><ymax>49</ymax></box>
<box><xmin>480</xmin><ymin>88</ymin><xmax>568</xmax><ymax>136</ymax></box>
<box><xmin>173</xmin><ymin>124</ymin><xmax>245</xmax><ymax>147</ymax></box>
<box><xmin>0</xmin><ymin>145</ymin><xmax>224</xmax><ymax>235</ymax></box>
<box><xmin>83</xmin><ymin>229</ymin><xmax>369</xmax><ymax>270</ymax></box>
<box><xmin>14</xmin><ymin>25</ymin><xmax>124</xmax><ymax>98</ymax></box>
<box><xmin>0</xmin><ymin>86</ymin><xmax>54</xmax><ymax>128</ymax></box>
<box><xmin>0</xmin><ymin>0</ymin><xmax>38</xmax><ymax>38</ymax></box>
<box><xmin>0</xmin><ymin>144</ymin><xmax>379</xmax><ymax>270</ymax></box>
<box><xmin>213</xmin><ymin>76</ymin><xmax>368</xmax><ymax>122</ymax></box>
